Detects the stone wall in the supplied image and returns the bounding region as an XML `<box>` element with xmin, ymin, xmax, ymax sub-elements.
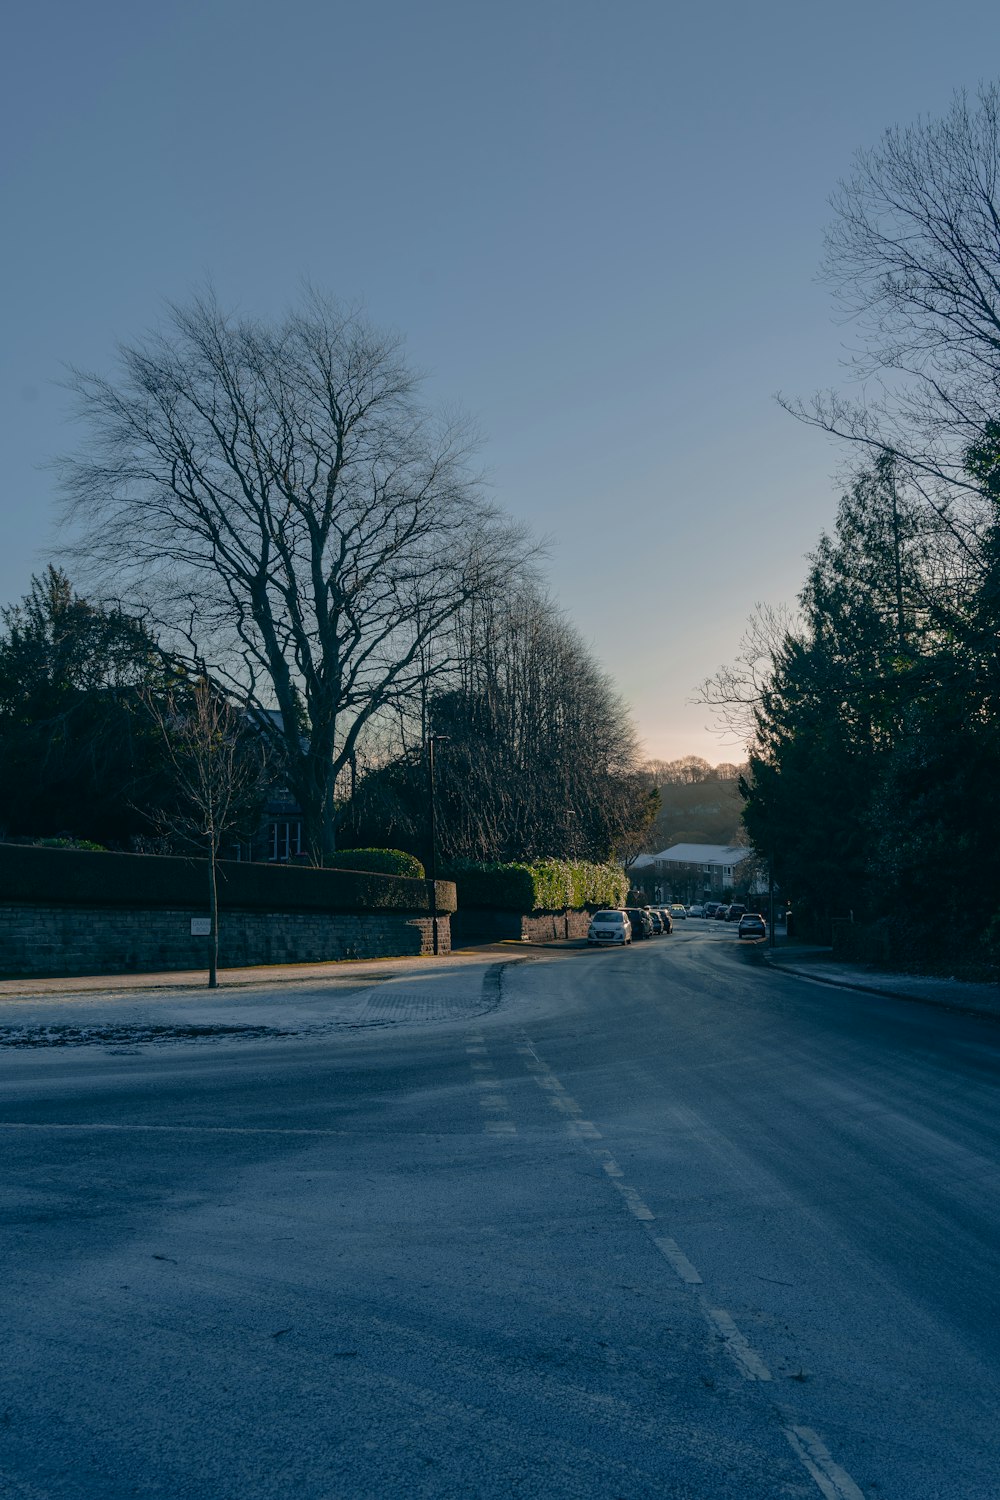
<box><xmin>0</xmin><ymin>903</ymin><xmax>449</xmax><ymax>978</ymax></box>
<box><xmin>451</xmin><ymin>908</ymin><xmax>594</xmax><ymax>946</ymax></box>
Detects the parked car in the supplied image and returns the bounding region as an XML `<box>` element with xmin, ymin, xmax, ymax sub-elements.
<box><xmin>587</xmin><ymin>910</ymin><xmax>632</xmax><ymax>946</ymax></box>
<box><xmin>688</xmin><ymin>904</ymin><xmax>705</xmax><ymax>917</ymax></box>
<box><xmin>669</xmin><ymin>903</ymin><xmax>687</xmax><ymax>921</ymax></box>
<box><xmin>624</xmin><ymin>907</ymin><xmax>654</xmax><ymax>940</ymax></box>
<box><xmin>646</xmin><ymin>908</ymin><xmax>664</xmax><ymax>934</ymax></box>
<box><xmin>658</xmin><ymin>908</ymin><xmax>673</xmax><ymax>934</ymax></box>
<box><xmin>737</xmin><ymin>913</ymin><xmax>766</xmax><ymax>940</ymax></box>
<box><xmin>703</xmin><ymin>902</ymin><xmax>720</xmax><ymax>918</ymax></box>
<box><xmin>714</xmin><ymin>905</ymin><xmax>728</xmax><ymax>920</ymax></box>
<box><xmin>725</xmin><ymin>904</ymin><xmax>747</xmax><ymax>922</ymax></box>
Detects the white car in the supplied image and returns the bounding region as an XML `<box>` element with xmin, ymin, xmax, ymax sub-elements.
<box><xmin>669</xmin><ymin>903</ymin><xmax>687</xmax><ymax>921</ymax></box>
<box><xmin>587</xmin><ymin>910</ymin><xmax>632</xmax><ymax>946</ymax></box>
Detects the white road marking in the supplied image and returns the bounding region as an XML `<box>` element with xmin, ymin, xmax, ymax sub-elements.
<box><xmin>701</xmin><ymin>1304</ymin><xmax>772</xmax><ymax>1381</ymax></box>
<box><xmin>465</xmin><ymin>1031</ymin><xmax>517</xmax><ymax>1138</ymax></box>
<box><xmin>652</xmin><ymin>1235</ymin><xmax>702</xmax><ymax>1284</ymax></box>
<box><xmin>511</xmin><ymin>1031</ymin><xmax>868</xmax><ymax>1500</ymax></box>
<box><xmin>612</xmin><ymin>1182</ymin><xmax>656</xmax><ymax>1220</ymax></box>
<box><xmin>506</xmin><ymin>1033</ymin><xmax>865</xmax><ymax>1499</ymax></box>
<box><xmin>784</xmin><ymin>1428</ymin><xmax>866</xmax><ymax>1500</ymax></box>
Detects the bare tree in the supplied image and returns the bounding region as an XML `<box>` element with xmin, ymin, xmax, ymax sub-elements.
<box><xmin>144</xmin><ymin>676</ymin><xmax>268</xmax><ymax>987</ymax></box>
<box><xmin>782</xmin><ymin>84</ymin><xmax>1000</xmax><ymax>550</ymax></box>
<box><xmin>61</xmin><ymin>289</ymin><xmax>530</xmax><ymax>863</ymax></box>
<box><xmin>697</xmin><ymin>602</ymin><xmax>797</xmax><ymax>747</ymax></box>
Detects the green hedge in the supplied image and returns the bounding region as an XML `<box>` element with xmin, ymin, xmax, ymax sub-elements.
<box><xmin>446</xmin><ymin>859</ymin><xmax>628</xmax><ymax>913</ymax></box>
<box><xmin>0</xmin><ymin>842</ymin><xmax>455</xmax><ymax>915</ymax></box>
<box><xmin>325</xmin><ymin>848</ymin><xmax>425</xmax><ymax>879</ymax></box>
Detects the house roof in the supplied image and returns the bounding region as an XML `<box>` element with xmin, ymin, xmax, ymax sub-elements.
<box><xmin>653</xmin><ymin>843</ymin><xmax>753</xmax><ymax>866</ymax></box>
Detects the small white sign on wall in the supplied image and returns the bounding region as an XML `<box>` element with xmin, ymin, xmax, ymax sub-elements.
<box><xmin>190</xmin><ymin>917</ymin><xmax>212</xmax><ymax>936</ymax></box>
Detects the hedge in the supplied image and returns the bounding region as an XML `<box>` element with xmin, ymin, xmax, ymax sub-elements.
<box><xmin>325</xmin><ymin>848</ymin><xmax>425</xmax><ymax>879</ymax></box>
<box><xmin>0</xmin><ymin>842</ymin><xmax>455</xmax><ymax>915</ymax></box>
<box><xmin>445</xmin><ymin>859</ymin><xmax>628</xmax><ymax>913</ymax></box>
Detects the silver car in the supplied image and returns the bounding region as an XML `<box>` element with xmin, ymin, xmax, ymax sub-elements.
<box><xmin>587</xmin><ymin>910</ymin><xmax>632</xmax><ymax>946</ymax></box>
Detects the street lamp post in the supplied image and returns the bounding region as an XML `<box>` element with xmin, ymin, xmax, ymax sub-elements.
<box><xmin>426</xmin><ymin>735</ymin><xmax>449</xmax><ymax>955</ymax></box>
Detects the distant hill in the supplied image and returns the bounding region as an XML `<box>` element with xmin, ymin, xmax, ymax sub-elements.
<box><xmin>642</xmin><ymin>757</ymin><xmax>745</xmax><ymax>851</ymax></box>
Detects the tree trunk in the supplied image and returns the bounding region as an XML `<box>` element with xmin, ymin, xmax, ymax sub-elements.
<box><xmin>207</xmin><ymin>845</ymin><xmax>219</xmax><ymax>989</ymax></box>
<box><xmin>296</xmin><ymin>736</ymin><xmax>339</xmax><ymax>866</ymax></box>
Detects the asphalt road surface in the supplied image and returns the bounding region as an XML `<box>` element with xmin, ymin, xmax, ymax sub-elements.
<box><xmin>2</xmin><ymin>923</ymin><xmax>998</xmax><ymax>1499</ymax></box>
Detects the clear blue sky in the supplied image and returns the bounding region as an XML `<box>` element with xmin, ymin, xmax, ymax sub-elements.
<box><xmin>4</xmin><ymin>0</ymin><xmax>999</xmax><ymax>760</ymax></box>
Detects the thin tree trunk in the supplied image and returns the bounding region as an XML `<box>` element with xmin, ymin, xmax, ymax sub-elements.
<box><xmin>208</xmin><ymin>839</ymin><xmax>219</xmax><ymax>989</ymax></box>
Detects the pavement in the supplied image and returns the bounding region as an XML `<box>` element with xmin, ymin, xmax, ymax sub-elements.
<box><xmin>761</xmin><ymin>937</ymin><xmax>1000</xmax><ymax>1022</ymax></box>
<box><xmin>0</xmin><ymin>938</ymin><xmax>590</xmax><ymax>1001</ymax></box>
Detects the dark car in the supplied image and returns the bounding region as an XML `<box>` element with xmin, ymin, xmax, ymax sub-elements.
<box><xmin>725</xmin><ymin>904</ymin><xmax>747</xmax><ymax>922</ymax></box>
<box><xmin>658</xmin><ymin>908</ymin><xmax>673</xmax><ymax>934</ymax></box>
<box><xmin>714</xmin><ymin>906</ymin><xmax>728</xmax><ymax>921</ymax></box>
<box><xmin>738</xmin><ymin>913</ymin><xmax>766</xmax><ymax>940</ymax></box>
<box><xmin>646</xmin><ymin>908</ymin><xmax>664</xmax><ymax>934</ymax></box>
<box><xmin>703</xmin><ymin>902</ymin><xmax>720</xmax><ymax>918</ymax></box>
<box><xmin>624</xmin><ymin>907</ymin><xmax>654</xmax><ymax>940</ymax></box>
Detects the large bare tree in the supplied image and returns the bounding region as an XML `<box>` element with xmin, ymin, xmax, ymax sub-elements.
<box><xmin>61</xmin><ymin>290</ymin><xmax>527</xmax><ymax>862</ymax></box>
<box><xmin>783</xmin><ymin>84</ymin><xmax>1000</xmax><ymax>554</ymax></box>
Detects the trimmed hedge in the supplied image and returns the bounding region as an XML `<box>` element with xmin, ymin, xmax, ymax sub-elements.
<box><xmin>325</xmin><ymin>848</ymin><xmax>425</xmax><ymax>879</ymax></box>
<box><xmin>446</xmin><ymin>859</ymin><xmax>628</xmax><ymax>913</ymax></box>
<box><xmin>0</xmin><ymin>842</ymin><xmax>455</xmax><ymax>915</ymax></box>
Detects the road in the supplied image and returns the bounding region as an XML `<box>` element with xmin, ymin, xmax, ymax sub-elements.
<box><xmin>2</xmin><ymin>923</ymin><xmax>998</xmax><ymax>1498</ymax></box>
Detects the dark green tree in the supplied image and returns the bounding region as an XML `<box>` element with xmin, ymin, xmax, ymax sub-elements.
<box><xmin>0</xmin><ymin>567</ymin><xmax>178</xmax><ymax>846</ymax></box>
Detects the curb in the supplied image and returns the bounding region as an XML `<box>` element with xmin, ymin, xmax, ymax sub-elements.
<box><xmin>761</xmin><ymin>952</ymin><xmax>1000</xmax><ymax>1024</ymax></box>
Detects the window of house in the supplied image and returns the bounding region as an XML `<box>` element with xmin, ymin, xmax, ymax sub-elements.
<box><xmin>269</xmin><ymin>821</ymin><xmax>303</xmax><ymax>862</ymax></box>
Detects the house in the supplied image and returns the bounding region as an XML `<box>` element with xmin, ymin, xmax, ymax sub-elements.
<box><xmin>629</xmin><ymin>843</ymin><xmax>760</xmax><ymax>901</ymax></box>
<box><xmin>230</xmin><ymin>708</ymin><xmax>307</xmax><ymax>863</ymax></box>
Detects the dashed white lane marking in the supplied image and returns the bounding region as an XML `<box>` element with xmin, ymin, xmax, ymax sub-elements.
<box><xmin>515</xmin><ymin>1030</ymin><xmax>866</xmax><ymax>1500</ymax></box>
<box><xmin>701</xmin><ymin>1304</ymin><xmax>772</xmax><ymax>1381</ymax></box>
<box><xmin>465</xmin><ymin>1031</ymin><xmax>517</xmax><ymax>1138</ymax></box>
<box><xmin>517</xmin><ymin>1035</ymin><xmax>603</xmax><ymax>1143</ymax></box>
<box><xmin>784</xmin><ymin>1428</ymin><xmax>866</xmax><ymax>1500</ymax></box>
<box><xmin>652</xmin><ymin>1235</ymin><xmax>702</xmax><ymax>1285</ymax></box>
<box><xmin>612</xmin><ymin>1181</ymin><xmax>656</xmax><ymax>1220</ymax></box>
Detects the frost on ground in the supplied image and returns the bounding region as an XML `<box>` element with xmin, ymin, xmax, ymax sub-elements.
<box><xmin>0</xmin><ymin>960</ymin><xmax>522</xmax><ymax>1048</ymax></box>
<box><xmin>0</xmin><ymin>1022</ymin><xmax>293</xmax><ymax>1048</ymax></box>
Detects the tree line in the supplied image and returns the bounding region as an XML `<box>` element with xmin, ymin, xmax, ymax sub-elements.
<box><xmin>705</xmin><ymin>85</ymin><xmax>1000</xmax><ymax>974</ymax></box>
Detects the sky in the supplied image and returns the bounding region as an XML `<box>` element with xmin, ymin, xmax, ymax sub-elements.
<box><xmin>4</xmin><ymin>0</ymin><xmax>1000</xmax><ymax>762</ymax></box>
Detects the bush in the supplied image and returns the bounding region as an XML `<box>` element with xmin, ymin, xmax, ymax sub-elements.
<box><xmin>0</xmin><ymin>842</ymin><xmax>455</xmax><ymax>914</ymax></box>
<box><xmin>35</xmin><ymin>837</ymin><xmax>109</xmax><ymax>853</ymax></box>
<box><xmin>447</xmin><ymin>859</ymin><xmax>627</xmax><ymax>912</ymax></box>
<box><xmin>325</xmin><ymin>848</ymin><xmax>425</xmax><ymax>879</ymax></box>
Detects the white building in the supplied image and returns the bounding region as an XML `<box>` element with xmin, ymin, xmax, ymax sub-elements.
<box><xmin>629</xmin><ymin>843</ymin><xmax>759</xmax><ymax>898</ymax></box>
